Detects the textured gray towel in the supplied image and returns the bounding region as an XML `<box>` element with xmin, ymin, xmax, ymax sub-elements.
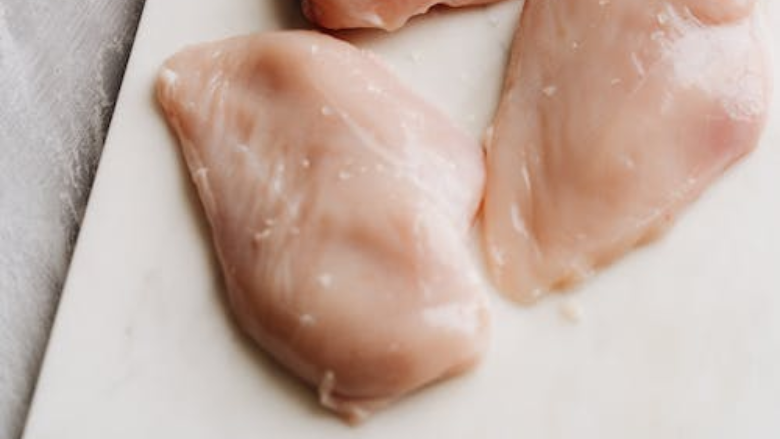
<box><xmin>0</xmin><ymin>1</ymin><xmax>145</xmax><ymax>437</ymax></box>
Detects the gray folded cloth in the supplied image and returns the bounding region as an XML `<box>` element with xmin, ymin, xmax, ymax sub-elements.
<box><xmin>0</xmin><ymin>1</ymin><xmax>145</xmax><ymax>437</ymax></box>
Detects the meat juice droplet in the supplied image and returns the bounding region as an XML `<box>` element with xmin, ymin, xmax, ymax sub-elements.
<box><xmin>254</xmin><ymin>229</ymin><xmax>272</xmax><ymax>244</ymax></box>
<box><xmin>300</xmin><ymin>314</ymin><xmax>317</xmax><ymax>326</ymax></box>
<box><xmin>559</xmin><ymin>301</ymin><xmax>583</xmax><ymax>324</ymax></box>
<box><xmin>318</xmin><ymin>273</ymin><xmax>333</xmax><ymax>288</ymax></box>
<box><xmin>160</xmin><ymin>68</ymin><xmax>178</xmax><ymax>86</ymax></box>
<box><xmin>542</xmin><ymin>85</ymin><xmax>558</xmax><ymax>97</ymax></box>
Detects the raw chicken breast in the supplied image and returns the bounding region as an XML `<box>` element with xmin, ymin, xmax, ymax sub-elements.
<box><xmin>483</xmin><ymin>0</ymin><xmax>771</xmax><ymax>302</ymax></box>
<box><xmin>302</xmin><ymin>0</ymin><xmax>504</xmax><ymax>31</ymax></box>
<box><xmin>156</xmin><ymin>31</ymin><xmax>489</xmax><ymax>421</ymax></box>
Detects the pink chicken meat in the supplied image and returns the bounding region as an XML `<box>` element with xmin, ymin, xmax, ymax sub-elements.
<box><xmin>483</xmin><ymin>0</ymin><xmax>771</xmax><ymax>302</ymax></box>
<box><xmin>156</xmin><ymin>31</ymin><xmax>489</xmax><ymax>421</ymax></box>
<box><xmin>302</xmin><ymin>0</ymin><xmax>505</xmax><ymax>31</ymax></box>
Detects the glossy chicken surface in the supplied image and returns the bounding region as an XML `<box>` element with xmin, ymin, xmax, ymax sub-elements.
<box><xmin>483</xmin><ymin>0</ymin><xmax>771</xmax><ymax>302</ymax></box>
<box><xmin>156</xmin><ymin>31</ymin><xmax>489</xmax><ymax>421</ymax></box>
<box><xmin>302</xmin><ymin>0</ymin><xmax>504</xmax><ymax>31</ymax></box>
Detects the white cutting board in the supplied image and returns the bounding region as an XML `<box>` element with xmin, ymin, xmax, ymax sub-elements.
<box><xmin>23</xmin><ymin>1</ymin><xmax>780</xmax><ymax>438</ymax></box>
